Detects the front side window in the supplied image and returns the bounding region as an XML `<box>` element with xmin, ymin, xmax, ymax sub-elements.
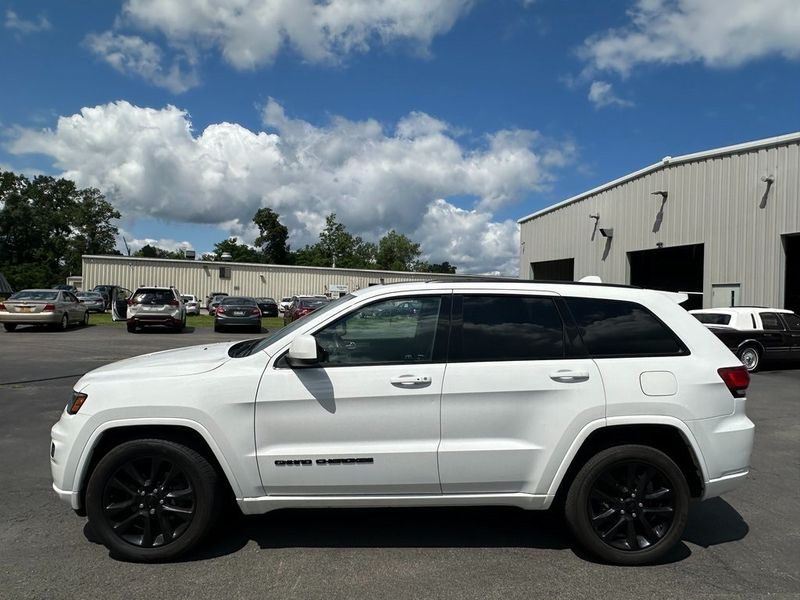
<box><xmin>314</xmin><ymin>296</ymin><xmax>444</xmax><ymax>366</ymax></box>
<box><xmin>760</xmin><ymin>312</ymin><xmax>785</xmax><ymax>331</ymax></box>
<box><xmin>782</xmin><ymin>313</ymin><xmax>800</xmax><ymax>331</ymax></box>
<box><xmin>450</xmin><ymin>295</ymin><xmax>565</xmax><ymax>362</ymax></box>
<box><xmin>565</xmin><ymin>297</ymin><xmax>686</xmax><ymax>357</ymax></box>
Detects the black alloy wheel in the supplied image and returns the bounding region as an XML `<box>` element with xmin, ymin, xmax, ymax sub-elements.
<box><xmin>565</xmin><ymin>445</ymin><xmax>689</xmax><ymax>565</ymax></box>
<box><xmin>587</xmin><ymin>461</ymin><xmax>675</xmax><ymax>551</ymax></box>
<box><xmin>86</xmin><ymin>439</ymin><xmax>219</xmax><ymax>562</ymax></box>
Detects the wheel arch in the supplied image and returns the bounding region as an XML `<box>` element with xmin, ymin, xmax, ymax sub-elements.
<box><xmin>735</xmin><ymin>339</ymin><xmax>764</xmax><ymax>355</ymax></box>
<box><xmin>74</xmin><ymin>420</ymin><xmax>241</xmax><ymax>514</ymax></box>
<box><xmin>548</xmin><ymin>420</ymin><xmax>706</xmax><ymax>510</ymax></box>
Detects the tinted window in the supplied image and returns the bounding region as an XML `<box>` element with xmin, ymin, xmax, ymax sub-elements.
<box><xmin>300</xmin><ymin>299</ymin><xmax>328</xmax><ymax>309</ymax></box>
<box><xmin>760</xmin><ymin>312</ymin><xmax>784</xmax><ymax>331</ymax></box>
<box><xmin>565</xmin><ymin>297</ymin><xmax>685</xmax><ymax>357</ymax></box>
<box><xmin>133</xmin><ymin>289</ymin><xmax>175</xmax><ymax>304</ymax></box>
<box><xmin>222</xmin><ymin>297</ymin><xmax>256</xmax><ymax>306</ymax></box>
<box><xmin>453</xmin><ymin>295</ymin><xmax>564</xmax><ymax>362</ymax></box>
<box><xmin>692</xmin><ymin>313</ymin><xmax>731</xmax><ymax>325</ymax></box>
<box><xmin>782</xmin><ymin>313</ymin><xmax>800</xmax><ymax>331</ymax></box>
<box><xmin>314</xmin><ymin>296</ymin><xmax>443</xmax><ymax>366</ymax></box>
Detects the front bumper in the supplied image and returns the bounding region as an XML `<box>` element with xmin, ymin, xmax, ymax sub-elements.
<box><xmin>51</xmin><ymin>410</ymin><xmax>92</xmax><ymax>511</ymax></box>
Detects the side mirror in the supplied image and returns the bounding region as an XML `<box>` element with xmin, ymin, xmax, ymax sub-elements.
<box><xmin>286</xmin><ymin>334</ymin><xmax>319</xmax><ymax>368</ymax></box>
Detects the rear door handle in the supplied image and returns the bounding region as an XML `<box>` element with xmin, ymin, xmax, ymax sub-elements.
<box><xmin>390</xmin><ymin>375</ymin><xmax>432</xmax><ymax>386</ymax></box>
<box><xmin>549</xmin><ymin>369</ymin><xmax>590</xmax><ymax>383</ymax></box>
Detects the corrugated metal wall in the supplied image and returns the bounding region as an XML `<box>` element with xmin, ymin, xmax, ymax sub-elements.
<box><xmin>82</xmin><ymin>256</ymin><xmax>463</xmax><ymax>301</ymax></box>
<box><xmin>519</xmin><ymin>139</ymin><xmax>800</xmax><ymax>308</ymax></box>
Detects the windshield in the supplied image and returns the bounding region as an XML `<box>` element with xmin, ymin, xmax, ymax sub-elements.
<box><xmin>300</xmin><ymin>298</ymin><xmax>328</xmax><ymax>309</ymax></box>
<box><xmin>257</xmin><ymin>298</ymin><xmax>276</xmax><ymax>303</ymax></box>
<box><xmin>181</xmin><ymin>296</ymin><xmax>195</xmax><ymax>302</ymax></box>
<box><xmin>78</xmin><ymin>292</ymin><xmax>102</xmax><ymax>299</ymax></box>
<box><xmin>234</xmin><ymin>294</ymin><xmax>354</xmax><ymax>357</ymax></box>
<box><xmin>222</xmin><ymin>297</ymin><xmax>256</xmax><ymax>306</ymax></box>
<box><xmin>10</xmin><ymin>291</ymin><xmax>58</xmax><ymax>301</ymax></box>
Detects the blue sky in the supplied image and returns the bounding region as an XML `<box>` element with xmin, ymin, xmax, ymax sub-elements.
<box><xmin>2</xmin><ymin>0</ymin><xmax>799</xmax><ymax>273</ymax></box>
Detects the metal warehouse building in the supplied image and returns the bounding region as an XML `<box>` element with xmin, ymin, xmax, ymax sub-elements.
<box><xmin>519</xmin><ymin>132</ymin><xmax>800</xmax><ymax>312</ymax></box>
<box><xmin>81</xmin><ymin>255</ymin><xmax>466</xmax><ymax>302</ymax></box>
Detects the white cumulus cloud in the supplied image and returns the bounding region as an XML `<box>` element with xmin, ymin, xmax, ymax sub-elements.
<box><xmin>587</xmin><ymin>80</ymin><xmax>633</xmax><ymax>108</ymax></box>
<box><xmin>4</xmin><ymin>9</ymin><xmax>51</xmax><ymax>35</ymax></box>
<box><xmin>580</xmin><ymin>0</ymin><xmax>800</xmax><ymax>76</ymax></box>
<box><xmin>85</xmin><ymin>31</ymin><xmax>198</xmax><ymax>93</ymax></box>
<box><xmin>119</xmin><ymin>0</ymin><xmax>476</xmax><ymax>69</ymax></box>
<box><xmin>8</xmin><ymin>100</ymin><xmax>572</xmax><ymax>274</ymax></box>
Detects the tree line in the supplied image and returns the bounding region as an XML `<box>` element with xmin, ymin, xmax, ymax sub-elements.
<box><xmin>0</xmin><ymin>171</ymin><xmax>456</xmax><ymax>289</ymax></box>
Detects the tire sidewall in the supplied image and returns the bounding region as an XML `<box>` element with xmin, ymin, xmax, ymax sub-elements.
<box><xmin>565</xmin><ymin>444</ymin><xmax>690</xmax><ymax>565</ymax></box>
<box><xmin>85</xmin><ymin>439</ymin><xmax>218</xmax><ymax>562</ymax></box>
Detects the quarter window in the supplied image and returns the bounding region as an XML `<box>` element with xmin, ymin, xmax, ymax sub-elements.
<box><xmin>314</xmin><ymin>296</ymin><xmax>444</xmax><ymax>366</ymax></box>
<box><xmin>781</xmin><ymin>313</ymin><xmax>800</xmax><ymax>331</ymax></box>
<box><xmin>565</xmin><ymin>297</ymin><xmax>686</xmax><ymax>357</ymax></box>
<box><xmin>452</xmin><ymin>295</ymin><xmax>565</xmax><ymax>362</ymax></box>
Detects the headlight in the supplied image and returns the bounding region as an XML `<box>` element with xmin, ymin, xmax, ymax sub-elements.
<box><xmin>67</xmin><ymin>391</ymin><xmax>88</xmax><ymax>415</ymax></box>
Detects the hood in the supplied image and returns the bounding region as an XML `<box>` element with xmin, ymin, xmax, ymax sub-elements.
<box><xmin>76</xmin><ymin>342</ymin><xmax>234</xmax><ymax>389</ymax></box>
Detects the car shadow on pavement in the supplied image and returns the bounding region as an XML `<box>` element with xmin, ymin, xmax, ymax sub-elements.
<box><xmin>157</xmin><ymin>497</ymin><xmax>748</xmax><ymax>565</ymax></box>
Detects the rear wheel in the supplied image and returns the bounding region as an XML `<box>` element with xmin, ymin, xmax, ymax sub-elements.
<box><xmin>126</xmin><ymin>322</ymin><xmax>137</xmax><ymax>333</ymax></box>
<box><xmin>57</xmin><ymin>314</ymin><xmax>69</xmax><ymax>331</ymax></box>
<box><xmin>565</xmin><ymin>444</ymin><xmax>689</xmax><ymax>565</ymax></box>
<box><xmin>82</xmin><ymin>311</ymin><xmax>90</xmax><ymax>327</ymax></box>
<box><xmin>737</xmin><ymin>346</ymin><xmax>760</xmax><ymax>372</ymax></box>
<box><xmin>3</xmin><ymin>323</ymin><xmax>16</xmax><ymax>332</ymax></box>
<box><xmin>85</xmin><ymin>439</ymin><xmax>219</xmax><ymax>562</ymax></box>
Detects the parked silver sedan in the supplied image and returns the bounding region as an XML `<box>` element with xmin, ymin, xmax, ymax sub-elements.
<box><xmin>76</xmin><ymin>291</ymin><xmax>106</xmax><ymax>313</ymax></box>
<box><xmin>0</xmin><ymin>289</ymin><xmax>89</xmax><ymax>331</ymax></box>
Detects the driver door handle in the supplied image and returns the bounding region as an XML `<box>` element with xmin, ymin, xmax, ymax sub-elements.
<box><xmin>549</xmin><ymin>369</ymin><xmax>590</xmax><ymax>383</ymax></box>
<box><xmin>390</xmin><ymin>375</ymin><xmax>432</xmax><ymax>386</ymax></box>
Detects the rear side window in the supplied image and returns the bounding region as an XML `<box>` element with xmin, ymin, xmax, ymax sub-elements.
<box><xmin>759</xmin><ymin>312</ymin><xmax>785</xmax><ymax>331</ymax></box>
<box><xmin>452</xmin><ymin>295</ymin><xmax>565</xmax><ymax>362</ymax></box>
<box><xmin>692</xmin><ymin>312</ymin><xmax>731</xmax><ymax>325</ymax></box>
<box><xmin>565</xmin><ymin>297</ymin><xmax>686</xmax><ymax>357</ymax></box>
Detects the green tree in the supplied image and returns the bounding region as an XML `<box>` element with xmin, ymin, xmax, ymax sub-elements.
<box><xmin>133</xmin><ymin>244</ymin><xmax>188</xmax><ymax>259</ymax></box>
<box><xmin>294</xmin><ymin>214</ymin><xmax>376</xmax><ymax>269</ymax></box>
<box><xmin>414</xmin><ymin>260</ymin><xmax>457</xmax><ymax>274</ymax></box>
<box><xmin>253</xmin><ymin>207</ymin><xmax>290</xmax><ymax>264</ymax></box>
<box><xmin>375</xmin><ymin>229</ymin><xmax>421</xmax><ymax>271</ymax></box>
<box><xmin>209</xmin><ymin>237</ymin><xmax>261</xmax><ymax>263</ymax></box>
<box><xmin>0</xmin><ymin>171</ymin><xmax>120</xmax><ymax>289</ymax></box>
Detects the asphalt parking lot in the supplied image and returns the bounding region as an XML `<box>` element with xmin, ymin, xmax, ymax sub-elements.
<box><xmin>0</xmin><ymin>325</ymin><xmax>798</xmax><ymax>600</ymax></box>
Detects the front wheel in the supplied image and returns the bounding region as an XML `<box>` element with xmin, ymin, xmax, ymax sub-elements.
<box><xmin>565</xmin><ymin>445</ymin><xmax>689</xmax><ymax>565</ymax></box>
<box><xmin>737</xmin><ymin>346</ymin><xmax>760</xmax><ymax>372</ymax></box>
<box><xmin>85</xmin><ymin>439</ymin><xmax>219</xmax><ymax>562</ymax></box>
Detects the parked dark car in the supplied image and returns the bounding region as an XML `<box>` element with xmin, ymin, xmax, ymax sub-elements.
<box><xmin>255</xmin><ymin>297</ymin><xmax>279</xmax><ymax>317</ymax></box>
<box><xmin>699</xmin><ymin>308</ymin><xmax>800</xmax><ymax>372</ymax></box>
<box><xmin>214</xmin><ymin>296</ymin><xmax>262</xmax><ymax>333</ymax></box>
<box><xmin>283</xmin><ymin>297</ymin><xmax>329</xmax><ymax>325</ymax></box>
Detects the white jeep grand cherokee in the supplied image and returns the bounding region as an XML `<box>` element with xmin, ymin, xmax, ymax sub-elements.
<box><xmin>51</xmin><ymin>281</ymin><xmax>754</xmax><ymax>564</ymax></box>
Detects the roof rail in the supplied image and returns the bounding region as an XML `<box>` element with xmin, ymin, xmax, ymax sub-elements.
<box><xmin>425</xmin><ymin>277</ymin><xmax>640</xmax><ymax>289</ymax></box>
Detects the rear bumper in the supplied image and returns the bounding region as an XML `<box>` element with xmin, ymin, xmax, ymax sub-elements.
<box><xmin>128</xmin><ymin>316</ymin><xmax>182</xmax><ymax>325</ymax></box>
<box><xmin>215</xmin><ymin>315</ymin><xmax>261</xmax><ymax>327</ymax></box>
<box><xmin>0</xmin><ymin>311</ymin><xmax>62</xmax><ymax>324</ymax></box>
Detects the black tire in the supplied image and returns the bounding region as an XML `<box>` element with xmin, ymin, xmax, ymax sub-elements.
<box><xmin>126</xmin><ymin>322</ymin><xmax>137</xmax><ymax>333</ymax></box>
<box><xmin>82</xmin><ymin>311</ymin><xmax>90</xmax><ymax>327</ymax></box>
<box><xmin>85</xmin><ymin>439</ymin><xmax>219</xmax><ymax>562</ymax></box>
<box><xmin>565</xmin><ymin>444</ymin><xmax>689</xmax><ymax>565</ymax></box>
<box><xmin>57</xmin><ymin>314</ymin><xmax>69</xmax><ymax>331</ymax></box>
<box><xmin>253</xmin><ymin>323</ymin><xmax>262</xmax><ymax>333</ymax></box>
<box><xmin>737</xmin><ymin>345</ymin><xmax>761</xmax><ymax>373</ymax></box>
<box><xmin>214</xmin><ymin>324</ymin><xmax>221</xmax><ymax>333</ymax></box>
<box><xmin>3</xmin><ymin>323</ymin><xmax>17</xmax><ymax>332</ymax></box>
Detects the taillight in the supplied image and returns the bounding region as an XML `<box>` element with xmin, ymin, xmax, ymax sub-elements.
<box><xmin>718</xmin><ymin>366</ymin><xmax>750</xmax><ymax>398</ymax></box>
<box><xmin>251</xmin><ymin>307</ymin><xmax>261</xmax><ymax>315</ymax></box>
<box><xmin>43</xmin><ymin>304</ymin><xmax>56</xmax><ymax>312</ymax></box>
<box><xmin>216</xmin><ymin>306</ymin><xmax>225</xmax><ymax>315</ymax></box>
<box><xmin>0</xmin><ymin>303</ymin><xmax>5</xmax><ymax>311</ymax></box>
<box><xmin>169</xmin><ymin>299</ymin><xmax>179</xmax><ymax>306</ymax></box>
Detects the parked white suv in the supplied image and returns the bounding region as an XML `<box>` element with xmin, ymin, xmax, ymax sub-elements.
<box><xmin>51</xmin><ymin>281</ymin><xmax>754</xmax><ymax>564</ymax></box>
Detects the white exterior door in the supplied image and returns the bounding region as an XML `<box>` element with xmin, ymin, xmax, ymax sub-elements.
<box><xmin>255</xmin><ymin>294</ymin><xmax>450</xmax><ymax>496</ymax></box>
<box><xmin>438</xmin><ymin>293</ymin><xmax>606</xmax><ymax>495</ymax></box>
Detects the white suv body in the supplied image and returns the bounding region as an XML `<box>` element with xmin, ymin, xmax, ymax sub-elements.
<box><xmin>51</xmin><ymin>281</ymin><xmax>754</xmax><ymax>564</ymax></box>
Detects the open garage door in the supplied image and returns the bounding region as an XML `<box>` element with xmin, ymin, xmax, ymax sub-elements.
<box><xmin>530</xmin><ymin>258</ymin><xmax>574</xmax><ymax>281</ymax></box>
<box><xmin>784</xmin><ymin>234</ymin><xmax>800</xmax><ymax>314</ymax></box>
<box><xmin>628</xmin><ymin>244</ymin><xmax>704</xmax><ymax>310</ymax></box>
